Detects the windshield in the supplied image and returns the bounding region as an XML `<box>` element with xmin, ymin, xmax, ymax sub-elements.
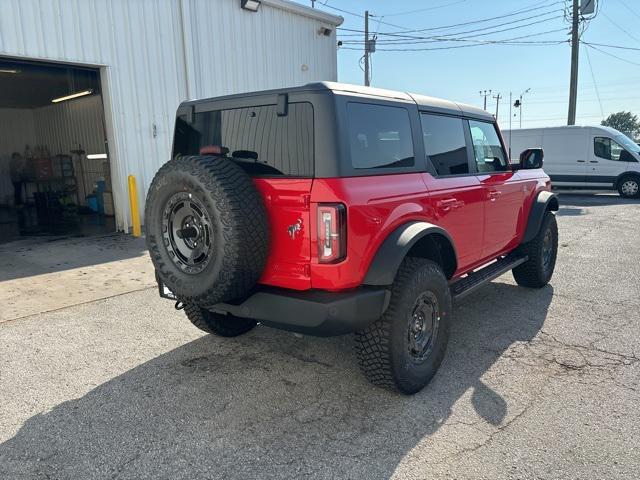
<box><xmin>614</xmin><ymin>134</ymin><xmax>640</xmax><ymax>154</ymax></box>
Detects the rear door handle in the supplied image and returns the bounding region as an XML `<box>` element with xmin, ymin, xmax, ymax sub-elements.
<box><xmin>577</xmin><ymin>160</ymin><xmax>586</xmax><ymax>163</ymax></box>
<box><xmin>488</xmin><ymin>190</ymin><xmax>502</xmax><ymax>201</ymax></box>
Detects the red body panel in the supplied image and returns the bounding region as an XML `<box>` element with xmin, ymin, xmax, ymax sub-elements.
<box><xmin>254</xmin><ymin>178</ymin><xmax>312</xmax><ymax>290</ymax></box>
<box><xmin>255</xmin><ymin>170</ymin><xmax>550</xmax><ymax>292</ymax></box>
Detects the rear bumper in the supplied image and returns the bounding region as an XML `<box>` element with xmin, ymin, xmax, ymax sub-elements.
<box><xmin>158</xmin><ymin>276</ymin><xmax>390</xmax><ymax>337</ymax></box>
<box><xmin>212</xmin><ymin>287</ymin><xmax>390</xmax><ymax>336</ymax></box>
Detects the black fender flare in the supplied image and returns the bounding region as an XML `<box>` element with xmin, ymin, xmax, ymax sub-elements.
<box><xmin>363</xmin><ymin>221</ymin><xmax>457</xmax><ymax>286</ymax></box>
<box><xmin>522</xmin><ymin>191</ymin><xmax>559</xmax><ymax>243</ymax></box>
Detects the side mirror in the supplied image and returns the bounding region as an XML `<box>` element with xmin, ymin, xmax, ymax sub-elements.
<box><xmin>516</xmin><ymin>148</ymin><xmax>544</xmax><ymax>170</ymax></box>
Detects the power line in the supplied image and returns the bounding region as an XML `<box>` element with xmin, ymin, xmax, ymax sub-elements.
<box><xmin>319</xmin><ymin>2</ymin><xmax>413</xmax><ymax>31</ymax></box>
<box><xmin>584</xmin><ymin>45</ymin><xmax>604</xmax><ymax>116</ymax></box>
<box><xmin>581</xmin><ymin>41</ymin><xmax>640</xmax><ymax>51</ymax></box>
<box><xmin>600</xmin><ymin>12</ymin><xmax>640</xmax><ymax>44</ymax></box>
<box><xmin>582</xmin><ymin>42</ymin><xmax>640</xmax><ymax>66</ymax></box>
<box><xmin>380</xmin><ymin>1</ymin><xmax>467</xmax><ymax>17</ymax></box>
<box><xmin>339</xmin><ymin>12</ymin><xmax>565</xmax><ymax>45</ymax></box>
<box><xmin>320</xmin><ymin>3</ymin><xmax>363</xmax><ymax>19</ymax></box>
<box><xmin>335</xmin><ymin>0</ymin><xmax>565</xmax><ymax>37</ymax></box>
<box><xmin>525</xmin><ymin>96</ymin><xmax>640</xmax><ymax>104</ymax></box>
<box><xmin>615</xmin><ymin>0</ymin><xmax>640</xmax><ymax>21</ymax></box>
<box><xmin>340</xmin><ymin>29</ymin><xmax>568</xmax><ymax>51</ymax></box>
<box><xmin>389</xmin><ymin>0</ymin><xmax>565</xmax><ymax>34</ymax></box>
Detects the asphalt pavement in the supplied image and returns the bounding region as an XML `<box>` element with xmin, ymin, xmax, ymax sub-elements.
<box><xmin>1</xmin><ymin>192</ymin><xmax>638</xmax><ymax>479</ymax></box>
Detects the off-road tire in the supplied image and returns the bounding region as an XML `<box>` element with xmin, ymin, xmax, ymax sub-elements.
<box><xmin>145</xmin><ymin>155</ymin><xmax>268</xmax><ymax>307</ymax></box>
<box><xmin>184</xmin><ymin>303</ymin><xmax>256</xmax><ymax>337</ymax></box>
<box><xmin>617</xmin><ymin>175</ymin><xmax>640</xmax><ymax>199</ymax></box>
<box><xmin>512</xmin><ymin>211</ymin><xmax>558</xmax><ymax>288</ymax></box>
<box><xmin>355</xmin><ymin>258</ymin><xmax>452</xmax><ymax>395</ymax></box>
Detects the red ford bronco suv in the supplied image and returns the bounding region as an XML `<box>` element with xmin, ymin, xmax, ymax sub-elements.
<box><xmin>146</xmin><ymin>82</ymin><xmax>558</xmax><ymax>394</ymax></box>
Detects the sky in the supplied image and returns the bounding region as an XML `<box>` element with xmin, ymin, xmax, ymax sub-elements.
<box><xmin>310</xmin><ymin>0</ymin><xmax>640</xmax><ymax>129</ymax></box>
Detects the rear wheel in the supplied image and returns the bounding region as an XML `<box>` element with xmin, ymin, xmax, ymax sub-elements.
<box><xmin>617</xmin><ymin>175</ymin><xmax>640</xmax><ymax>199</ymax></box>
<box><xmin>512</xmin><ymin>211</ymin><xmax>558</xmax><ymax>288</ymax></box>
<box><xmin>355</xmin><ymin>258</ymin><xmax>452</xmax><ymax>395</ymax></box>
<box><xmin>184</xmin><ymin>303</ymin><xmax>256</xmax><ymax>337</ymax></box>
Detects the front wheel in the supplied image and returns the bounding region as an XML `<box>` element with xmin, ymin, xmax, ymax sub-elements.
<box><xmin>512</xmin><ymin>211</ymin><xmax>558</xmax><ymax>288</ymax></box>
<box><xmin>355</xmin><ymin>258</ymin><xmax>452</xmax><ymax>395</ymax></box>
<box><xmin>618</xmin><ymin>175</ymin><xmax>640</xmax><ymax>199</ymax></box>
<box><xmin>184</xmin><ymin>303</ymin><xmax>256</xmax><ymax>337</ymax></box>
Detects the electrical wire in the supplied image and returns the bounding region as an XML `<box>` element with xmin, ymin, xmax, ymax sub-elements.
<box><xmin>319</xmin><ymin>2</ymin><xmax>413</xmax><ymax>31</ymax></box>
<box><xmin>380</xmin><ymin>1</ymin><xmax>468</xmax><ymax>17</ymax></box>
<box><xmin>339</xmin><ymin>12</ymin><xmax>565</xmax><ymax>45</ymax></box>
<box><xmin>339</xmin><ymin>29</ymin><xmax>568</xmax><ymax>52</ymax></box>
<box><xmin>615</xmin><ymin>0</ymin><xmax>640</xmax><ymax>21</ymax></box>
<box><xmin>583</xmin><ymin>42</ymin><xmax>640</xmax><ymax>67</ymax></box>
<box><xmin>581</xmin><ymin>41</ymin><xmax>640</xmax><ymax>51</ymax></box>
<box><xmin>600</xmin><ymin>11</ymin><xmax>640</xmax><ymax>44</ymax></box>
<box><xmin>335</xmin><ymin>0</ymin><xmax>566</xmax><ymax>36</ymax></box>
<box><xmin>584</xmin><ymin>45</ymin><xmax>604</xmax><ymax>116</ymax></box>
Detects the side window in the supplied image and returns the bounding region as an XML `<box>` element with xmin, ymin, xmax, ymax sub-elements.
<box><xmin>347</xmin><ymin>103</ymin><xmax>415</xmax><ymax>169</ymax></box>
<box><xmin>468</xmin><ymin>120</ymin><xmax>508</xmax><ymax>173</ymax></box>
<box><xmin>594</xmin><ymin>137</ymin><xmax>625</xmax><ymax>161</ymax></box>
<box><xmin>420</xmin><ymin>113</ymin><xmax>469</xmax><ymax>175</ymax></box>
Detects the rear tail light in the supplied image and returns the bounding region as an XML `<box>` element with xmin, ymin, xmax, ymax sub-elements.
<box><xmin>317</xmin><ymin>203</ymin><xmax>346</xmax><ymax>263</ymax></box>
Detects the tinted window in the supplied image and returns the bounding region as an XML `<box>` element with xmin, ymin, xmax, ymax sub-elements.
<box><xmin>468</xmin><ymin>120</ymin><xmax>508</xmax><ymax>172</ymax></box>
<box><xmin>421</xmin><ymin>113</ymin><xmax>469</xmax><ymax>175</ymax></box>
<box><xmin>594</xmin><ymin>137</ymin><xmax>632</xmax><ymax>161</ymax></box>
<box><xmin>347</xmin><ymin>103</ymin><xmax>415</xmax><ymax>169</ymax></box>
<box><xmin>173</xmin><ymin>102</ymin><xmax>313</xmax><ymax>176</ymax></box>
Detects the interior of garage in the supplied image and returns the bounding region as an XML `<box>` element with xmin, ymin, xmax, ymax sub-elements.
<box><xmin>0</xmin><ymin>58</ymin><xmax>114</xmax><ymax>244</ymax></box>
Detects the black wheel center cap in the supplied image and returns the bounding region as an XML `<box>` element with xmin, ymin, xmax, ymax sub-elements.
<box><xmin>162</xmin><ymin>192</ymin><xmax>213</xmax><ymax>275</ymax></box>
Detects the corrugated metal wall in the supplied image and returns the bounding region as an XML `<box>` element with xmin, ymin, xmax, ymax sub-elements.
<box><xmin>32</xmin><ymin>95</ymin><xmax>106</xmax><ymax>155</ymax></box>
<box><xmin>0</xmin><ymin>108</ymin><xmax>36</xmax><ymax>201</ymax></box>
<box><xmin>0</xmin><ymin>0</ymin><xmax>340</xmax><ymax>230</ymax></box>
<box><xmin>0</xmin><ymin>108</ymin><xmax>35</xmax><ymax>155</ymax></box>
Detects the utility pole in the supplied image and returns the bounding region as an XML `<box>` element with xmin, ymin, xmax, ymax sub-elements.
<box><xmin>493</xmin><ymin>92</ymin><xmax>502</xmax><ymax>118</ymax></box>
<box><xmin>567</xmin><ymin>0</ymin><xmax>580</xmax><ymax>125</ymax></box>
<box><xmin>479</xmin><ymin>89</ymin><xmax>492</xmax><ymax>110</ymax></box>
<box><xmin>515</xmin><ymin>88</ymin><xmax>531</xmax><ymax>128</ymax></box>
<box><xmin>518</xmin><ymin>95</ymin><xmax>522</xmax><ymax>128</ymax></box>
<box><xmin>364</xmin><ymin>10</ymin><xmax>370</xmax><ymax>86</ymax></box>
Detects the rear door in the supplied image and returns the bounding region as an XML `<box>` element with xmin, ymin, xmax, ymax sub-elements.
<box><xmin>467</xmin><ymin>120</ymin><xmax>524</xmax><ymax>257</ymax></box>
<box><xmin>254</xmin><ymin>178</ymin><xmax>312</xmax><ymax>290</ymax></box>
<box><xmin>173</xmin><ymin>101</ymin><xmax>315</xmax><ymax>290</ymax></box>
<box><xmin>420</xmin><ymin>112</ymin><xmax>485</xmax><ymax>272</ymax></box>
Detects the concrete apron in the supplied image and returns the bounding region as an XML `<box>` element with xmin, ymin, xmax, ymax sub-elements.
<box><xmin>0</xmin><ymin>234</ymin><xmax>155</xmax><ymax>323</ymax></box>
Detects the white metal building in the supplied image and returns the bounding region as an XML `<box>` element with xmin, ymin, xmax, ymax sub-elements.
<box><xmin>0</xmin><ymin>0</ymin><xmax>341</xmax><ymax>238</ymax></box>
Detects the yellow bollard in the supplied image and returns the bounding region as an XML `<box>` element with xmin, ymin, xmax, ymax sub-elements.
<box><xmin>127</xmin><ymin>175</ymin><xmax>142</xmax><ymax>237</ymax></box>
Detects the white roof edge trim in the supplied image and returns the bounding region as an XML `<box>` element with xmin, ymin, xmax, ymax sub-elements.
<box><xmin>262</xmin><ymin>0</ymin><xmax>344</xmax><ymax>25</ymax></box>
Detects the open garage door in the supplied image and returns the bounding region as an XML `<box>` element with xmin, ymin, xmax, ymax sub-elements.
<box><xmin>0</xmin><ymin>58</ymin><xmax>115</xmax><ymax>244</ymax></box>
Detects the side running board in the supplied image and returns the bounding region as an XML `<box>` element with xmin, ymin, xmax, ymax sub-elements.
<box><xmin>450</xmin><ymin>254</ymin><xmax>528</xmax><ymax>300</ymax></box>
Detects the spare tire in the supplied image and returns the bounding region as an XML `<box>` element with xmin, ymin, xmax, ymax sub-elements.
<box><xmin>145</xmin><ymin>155</ymin><xmax>268</xmax><ymax>307</ymax></box>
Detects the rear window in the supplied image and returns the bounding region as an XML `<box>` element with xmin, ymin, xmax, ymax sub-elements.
<box><xmin>421</xmin><ymin>113</ymin><xmax>469</xmax><ymax>176</ymax></box>
<box><xmin>347</xmin><ymin>103</ymin><xmax>415</xmax><ymax>169</ymax></box>
<box><xmin>173</xmin><ymin>102</ymin><xmax>313</xmax><ymax>177</ymax></box>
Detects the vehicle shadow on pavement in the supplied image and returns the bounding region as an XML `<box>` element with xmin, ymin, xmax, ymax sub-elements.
<box><xmin>0</xmin><ymin>282</ymin><xmax>553</xmax><ymax>479</ymax></box>
<box><xmin>0</xmin><ymin>233</ymin><xmax>148</xmax><ymax>282</ymax></box>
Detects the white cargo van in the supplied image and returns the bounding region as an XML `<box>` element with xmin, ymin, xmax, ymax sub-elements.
<box><xmin>504</xmin><ymin>125</ymin><xmax>640</xmax><ymax>198</ymax></box>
